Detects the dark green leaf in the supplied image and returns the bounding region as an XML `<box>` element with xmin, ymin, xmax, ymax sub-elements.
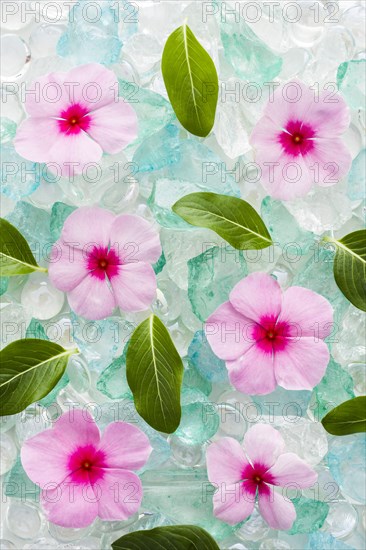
<box><xmin>321</xmin><ymin>396</ymin><xmax>366</xmax><ymax>435</ymax></box>
<box><xmin>327</xmin><ymin>230</ymin><xmax>366</xmax><ymax>311</ymax></box>
<box><xmin>126</xmin><ymin>315</ymin><xmax>183</xmax><ymax>433</ymax></box>
<box><xmin>0</xmin><ymin>339</ymin><xmax>78</xmax><ymax>415</ymax></box>
<box><xmin>0</xmin><ymin>218</ymin><xmax>47</xmax><ymax>276</ymax></box>
<box><xmin>173</xmin><ymin>192</ymin><xmax>273</xmax><ymax>249</ymax></box>
<box><xmin>112</xmin><ymin>525</ymin><xmax>220</xmax><ymax>550</ymax></box>
<box><xmin>162</xmin><ymin>24</ymin><xmax>219</xmax><ymax>137</ymax></box>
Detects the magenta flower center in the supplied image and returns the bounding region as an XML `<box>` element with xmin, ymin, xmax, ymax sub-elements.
<box><xmin>242</xmin><ymin>462</ymin><xmax>274</xmax><ymax>491</ymax></box>
<box><xmin>253</xmin><ymin>315</ymin><xmax>291</xmax><ymax>354</ymax></box>
<box><xmin>68</xmin><ymin>444</ymin><xmax>107</xmax><ymax>484</ymax></box>
<box><xmin>58</xmin><ymin>103</ymin><xmax>91</xmax><ymax>135</ymax></box>
<box><xmin>278</xmin><ymin>120</ymin><xmax>316</xmax><ymax>157</ymax></box>
<box><xmin>86</xmin><ymin>246</ymin><xmax>121</xmax><ymax>280</ymax></box>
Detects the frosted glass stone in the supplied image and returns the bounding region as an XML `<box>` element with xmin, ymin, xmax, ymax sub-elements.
<box><xmin>324</xmin><ymin>502</ymin><xmax>358</xmax><ymax>539</ymax></box>
<box><xmin>152</xmin><ymin>277</ymin><xmax>182</xmax><ymax>323</ymax></box>
<box><xmin>0</xmin><ymin>302</ymin><xmax>30</xmax><ymax>350</ymax></box>
<box><xmin>21</xmin><ymin>273</ymin><xmax>65</xmax><ymax>320</ymax></box>
<box><xmin>48</xmin><ymin>523</ymin><xmax>92</xmax><ymax>543</ymax></box>
<box><xmin>0</xmin><ymin>541</ymin><xmax>17</xmax><ymax>550</ymax></box>
<box><xmin>66</xmin><ymin>355</ymin><xmax>91</xmax><ymax>394</ymax></box>
<box><xmin>0</xmin><ymin>34</ymin><xmax>31</xmax><ymax>80</ymax></box>
<box><xmin>307</xmin><ymin>532</ymin><xmax>353</xmax><ymax>550</ymax></box>
<box><xmin>123</xmin><ymin>33</ymin><xmax>161</xmax><ymax>74</ymax></box>
<box><xmin>6</xmin><ymin>502</ymin><xmax>42</xmax><ymax>539</ymax></box>
<box><xmin>337</xmin><ymin>59</ymin><xmax>366</xmax><ymax>110</ymax></box>
<box><xmin>328</xmin><ymin>434</ymin><xmax>366</xmax><ymax>505</ymax></box>
<box><xmin>288</xmin><ymin>497</ymin><xmax>329</xmax><ymax>534</ymax></box>
<box><xmin>57</xmin><ymin>0</ymin><xmax>122</xmax><ymax>65</ymax></box>
<box><xmin>1</xmin><ymin>144</ymin><xmax>41</xmax><ymax>200</ymax></box>
<box><xmin>0</xmin><ymin>432</ymin><xmax>17</xmax><ymax>475</ymax></box>
<box><xmin>260</xmin><ymin>540</ymin><xmax>291</xmax><ymax>550</ymax></box>
<box><xmin>23</xmin><ymin>538</ymin><xmax>59</xmax><ymax>549</ymax></box>
<box><xmin>169</xmin><ymin>435</ymin><xmax>205</xmax><ymax>468</ymax></box>
<box><xmin>236</xmin><ymin>508</ymin><xmax>270</xmax><ymax>542</ymax></box>
<box><xmin>30</xmin><ymin>23</ymin><xmax>66</xmax><ymax>58</ymax></box>
<box><xmin>347</xmin><ymin>362</ymin><xmax>366</xmax><ymax>396</ymax></box>
<box><xmin>16</xmin><ymin>405</ymin><xmax>51</xmax><ymax>445</ymax></box>
<box><xmin>347</xmin><ymin>149</ymin><xmax>366</xmax><ymax>200</ymax></box>
<box><xmin>45</xmin><ymin>314</ymin><xmax>75</xmax><ymax>350</ymax></box>
<box><xmin>0</xmin><ymin>117</ymin><xmax>17</xmax><ymax>144</ymax></box>
<box><xmin>273</xmin><ymin>417</ymin><xmax>328</xmax><ymax>466</ymax></box>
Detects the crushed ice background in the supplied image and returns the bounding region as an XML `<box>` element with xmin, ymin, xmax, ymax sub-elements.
<box><xmin>0</xmin><ymin>0</ymin><xmax>365</xmax><ymax>549</ymax></box>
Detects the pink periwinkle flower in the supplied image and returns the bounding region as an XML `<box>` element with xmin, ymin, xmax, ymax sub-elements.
<box><xmin>207</xmin><ymin>424</ymin><xmax>317</xmax><ymax>529</ymax></box>
<box><xmin>21</xmin><ymin>410</ymin><xmax>152</xmax><ymax>528</ymax></box>
<box><xmin>250</xmin><ymin>79</ymin><xmax>352</xmax><ymax>200</ymax></box>
<box><xmin>14</xmin><ymin>63</ymin><xmax>137</xmax><ymax>178</ymax></box>
<box><xmin>205</xmin><ymin>272</ymin><xmax>333</xmax><ymax>394</ymax></box>
<box><xmin>48</xmin><ymin>206</ymin><xmax>162</xmax><ymax>320</ymax></box>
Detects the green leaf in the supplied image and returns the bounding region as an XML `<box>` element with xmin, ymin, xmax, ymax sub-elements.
<box><xmin>162</xmin><ymin>23</ymin><xmax>219</xmax><ymax>137</ymax></box>
<box><xmin>0</xmin><ymin>218</ymin><xmax>47</xmax><ymax>276</ymax></box>
<box><xmin>0</xmin><ymin>339</ymin><xmax>78</xmax><ymax>415</ymax></box>
<box><xmin>112</xmin><ymin>525</ymin><xmax>220</xmax><ymax>550</ymax></box>
<box><xmin>325</xmin><ymin>230</ymin><xmax>366</xmax><ymax>311</ymax></box>
<box><xmin>172</xmin><ymin>192</ymin><xmax>273</xmax><ymax>249</ymax></box>
<box><xmin>126</xmin><ymin>314</ymin><xmax>183</xmax><ymax>433</ymax></box>
<box><xmin>321</xmin><ymin>396</ymin><xmax>366</xmax><ymax>435</ymax></box>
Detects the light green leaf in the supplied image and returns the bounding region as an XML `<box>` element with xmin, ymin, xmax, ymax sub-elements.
<box><xmin>321</xmin><ymin>396</ymin><xmax>366</xmax><ymax>435</ymax></box>
<box><xmin>0</xmin><ymin>339</ymin><xmax>78</xmax><ymax>415</ymax></box>
<box><xmin>126</xmin><ymin>315</ymin><xmax>183</xmax><ymax>433</ymax></box>
<box><xmin>0</xmin><ymin>218</ymin><xmax>47</xmax><ymax>276</ymax></box>
<box><xmin>112</xmin><ymin>525</ymin><xmax>220</xmax><ymax>550</ymax></box>
<box><xmin>162</xmin><ymin>23</ymin><xmax>219</xmax><ymax>137</ymax></box>
<box><xmin>325</xmin><ymin>230</ymin><xmax>366</xmax><ymax>311</ymax></box>
<box><xmin>172</xmin><ymin>192</ymin><xmax>273</xmax><ymax>249</ymax></box>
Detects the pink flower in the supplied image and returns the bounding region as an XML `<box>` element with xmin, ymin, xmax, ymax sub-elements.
<box><xmin>205</xmin><ymin>272</ymin><xmax>333</xmax><ymax>394</ymax></box>
<box><xmin>206</xmin><ymin>424</ymin><xmax>317</xmax><ymax>529</ymax></box>
<box><xmin>21</xmin><ymin>410</ymin><xmax>152</xmax><ymax>528</ymax></box>
<box><xmin>250</xmin><ymin>79</ymin><xmax>352</xmax><ymax>200</ymax></box>
<box><xmin>48</xmin><ymin>206</ymin><xmax>162</xmax><ymax>320</ymax></box>
<box><xmin>14</xmin><ymin>63</ymin><xmax>137</xmax><ymax>178</ymax></box>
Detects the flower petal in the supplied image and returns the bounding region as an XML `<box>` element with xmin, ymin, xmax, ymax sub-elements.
<box><xmin>229</xmin><ymin>273</ymin><xmax>282</xmax><ymax>325</ymax></box>
<box><xmin>205</xmin><ymin>301</ymin><xmax>255</xmax><ymax>361</ymax></box>
<box><xmin>259</xmin><ymin>150</ymin><xmax>314</xmax><ymax>200</ymax></box>
<box><xmin>263</xmin><ymin>80</ymin><xmax>315</xmax><ymax>128</ymax></box>
<box><xmin>306</xmin><ymin>91</ymin><xmax>351</xmax><ymax>137</ymax></box>
<box><xmin>67</xmin><ymin>274</ymin><xmax>116</xmax><ymax>320</ymax></box>
<box><xmin>243</xmin><ymin>424</ymin><xmax>285</xmax><ymax>469</ymax></box>
<box><xmin>21</xmin><ymin>410</ymin><xmax>101</xmax><ymax>493</ymax></box>
<box><xmin>206</xmin><ymin>437</ymin><xmax>249</xmax><ymax>485</ymax></box>
<box><xmin>94</xmin><ymin>469</ymin><xmax>142</xmax><ymax>521</ymax></box>
<box><xmin>100</xmin><ymin>422</ymin><xmax>152</xmax><ymax>471</ymax></box>
<box><xmin>110</xmin><ymin>262</ymin><xmax>156</xmax><ymax>312</ymax></box>
<box><xmin>47</xmin><ymin>130</ymin><xmax>103</xmax><ymax>178</ymax></box>
<box><xmin>65</xmin><ymin>63</ymin><xmax>119</xmax><ymax>111</ymax></box>
<box><xmin>110</xmin><ymin>214</ymin><xmax>162</xmax><ymax>263</ymax></box>
<box><xmin>274</xmin><ymin>338</ymin><xmax>330</xmax><ymax>391</ymax></box>
<box><xmin>227</xmin><ymin>345</ymin><xmax>277</xmax><ymax>395</ymax></box>
<box><xmin>267</xmin><ymin>452</ymin><xmax>317</xmax><ymax>489</ymax></box>
<box><xmin>279</xmin><ymin>286</ymin><xmax>334</xmax><ymax>340</ymax></box>
<box><xmin>87</xmin><ymin>100</ymin><xmax>137</xmax><ymax>154</ymax></box>
<box><xmin>41</xmin><ymin>476</ymin><xmax>98</xmax><ymax>528</ymax></box>
<box><xmin>304</xmin><ymin>138</ymin><xmax>352</xmax><ymax>187</ymax></box>
<box><xmin>213</xmin><ymin>480</ymin><xmax>256</xmax><ymax>525</ymax></box>
<box><xmin>48</xmin><ymin>241</ymin><xmax>88</xmax><ymax>292</ymax></box>
<box><xmin>60</xmin><ymin>206</ymin><xmax>115</xmax><ymax>250</ymax></box>
<box><xmin>258</xmin><ymin>483</ymin><xmax>296</xmax><ymax>530</ymax></box>
<box><xmin>24</xmin><ymin>71</ymin><xmax>70</xmax><ymax>117</ymax></box>
<box><xmin>14</xmin><ymin>117</ymin><xmax>60</xmax><ymax>163</ymax></box>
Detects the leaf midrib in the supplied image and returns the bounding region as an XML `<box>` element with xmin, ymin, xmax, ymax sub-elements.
<box><xmin>329</xmin><ymin>237</ymin><xmax>366</xmax><ymax>265</ymax></box>
<box><xmin>149</xmin><ymin>315</ymin><xmax>166</xmax><ymax>425</ymax></box>
<box><xmin>0</xmin><ymin>348</ymin><xmax>77</xmax><ymax>387</ymax></box>
<box><xmin>0</xmin><ymin>251</ymin><xmax>47</xmax><ymax>272</ymax></box>
<box><xmin>180</xmin><ymin>204</ymin><xmax>272</xmax><ymax>244</ymax></box>
<box><xmin>182</xmin><ymin>23</ymin><xmax>201</xmax><ymax>127</ymax></box>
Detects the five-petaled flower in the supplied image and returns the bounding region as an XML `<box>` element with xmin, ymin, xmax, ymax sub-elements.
<box><xmin>205</xmin><ymin>272</ymin><xmax>333</xmax><ymax>394</ymax></box>
<box><xmin>48</xmin><ymin>206</ymin><xmax>162</xmax><ymax>320</ymax></box>
<box><xmin>14</xmin><ymin>63</ymin><xmax>137</xmax><ymax>178</ymax></box>
<box><xmin>21</xmin><ymin>410</ymin><xmax>152</xmax><ymax>528</ymax></box>
<box><xmin>250</xmin><ymin>79</ymin><xmax>352</xmax><ymax>200</ymax></box>
<box><xmin>207</xmin><ymin>424</ymin><xmax>317</xmax><ymax>529</ymax></box>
